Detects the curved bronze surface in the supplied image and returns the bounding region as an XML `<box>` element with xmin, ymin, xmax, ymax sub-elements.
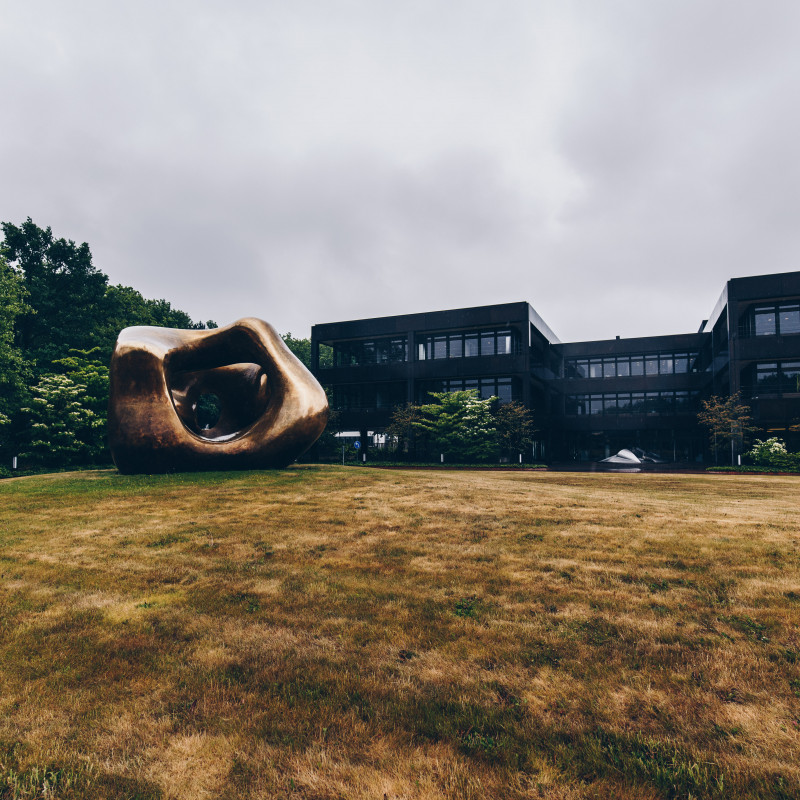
<box><xmin>108</xmin><ymin>318</ymin><xmax>328</xmax><ymax>473</ymax></box>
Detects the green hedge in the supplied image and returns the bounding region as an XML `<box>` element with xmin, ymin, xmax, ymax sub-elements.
<box><xmin>706</xmin><ymin>465</ymin><xmax>800</xmax><ymax>474</ymax></box>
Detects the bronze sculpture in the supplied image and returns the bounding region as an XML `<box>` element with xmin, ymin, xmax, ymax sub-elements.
<box><xmin>108</xmin><ymin>318</ymin><xmax>328</xmax><ymax>473</ymax></box>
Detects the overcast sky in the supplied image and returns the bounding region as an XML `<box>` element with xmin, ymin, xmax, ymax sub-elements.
<box><xmin>1</xmin><ymin>1</ymin><xmax>799</xmax><ymax>342</ymax></box>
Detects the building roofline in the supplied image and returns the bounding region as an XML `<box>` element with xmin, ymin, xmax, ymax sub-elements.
<box><xmin>312</xmin><ymin>300</ymin><xmax>561</xmax><ymax>344</ymax></box>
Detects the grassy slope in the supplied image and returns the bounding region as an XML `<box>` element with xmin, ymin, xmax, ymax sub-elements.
<box><xmin>0</xmin><ymin>467</ymin><xmax>799</xmax><ymax>800</ymax></box>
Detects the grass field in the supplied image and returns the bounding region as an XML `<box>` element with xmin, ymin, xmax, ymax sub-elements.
<box><xmin>1</xmin><ymin>467</ymin><xmax>799</xmax><ymax>799</ymax></box>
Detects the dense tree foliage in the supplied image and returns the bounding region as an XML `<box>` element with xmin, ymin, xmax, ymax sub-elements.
<box><xmin>0</xmin><ymin>253</ymin><xmax>32</xmax><ymax>424</ymax></box>
<box><xmin>21</xmin><ymin>373</ymin><xmax>105</xmax><ymax>467</ymax></box>
<box><xmin>383</xmin><ymin>395</ymin><xmax>537</xmax><ymax>463</ymax></box>
<box><xmin>0</xmin><ymin>219</ymin><xmax>218</xmax><ymax>470</ymax></box>
<box><xmin>281</xmin><ymin>333</ymin><xmax>332</xmax><ymax>369</ymax></box>
<box><xmin>412</xmin><ymin>390</ymin><xmax>498</xmax><ymax>462</ymax></box>
<box><xmin>495</xmin><ymin>400</ymin><xmax>536</xmax><ymax>458</ymax></box>
<box><xmin>2</xmin><ymin>219</ymin><xmax>109</xmax><ymax>367</ymax></box>
<box><xmin>385</xmin><ymin>403</ymin><xmax>425</xmax><ymax>457</ymax></box>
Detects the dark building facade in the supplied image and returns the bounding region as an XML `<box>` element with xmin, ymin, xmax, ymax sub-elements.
<box><xmin>310</xmin><ymin>271</ymin><xmax>800</xmax><ymax>462</ymax></box>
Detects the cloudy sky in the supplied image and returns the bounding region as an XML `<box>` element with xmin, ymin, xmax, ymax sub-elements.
<box><xmin>1</xmin><ymin>1</ymin><xmax>799</xmax><ymax>342</ymax></box>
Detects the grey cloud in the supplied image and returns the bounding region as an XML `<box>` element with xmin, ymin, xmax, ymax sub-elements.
<box><xmin>1</xmin><ymin>1</ymin><xmax>799</xmax><ymax>343</ymax></box>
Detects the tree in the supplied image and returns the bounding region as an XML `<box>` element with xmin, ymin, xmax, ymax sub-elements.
<box><xmin>1</xmin><ymin>218</ymin><xmax>109</xmax><ymax>367</ymax></box>
<box><xmin>52</xmin><ymin>349</ymin><xmax>110</xmax><ymax>416</ymax></box>
<box><xmin>386</xmin><ymin>402</ymin><xmax>425</xmax><ymax>458</ymax></box>
<box><xmin>413</xmin><ymin>390</ymin><xmax>497</xmax><ymax>462</ymax></box>
<box><xmin>21</xmin><ymin>374</ymin><xmax>105</xmax><ymax>467</ymax></box>
<box><xmin>1</xmin><ymin>219</ymin><xmax>217</xmax><ymax>370</ymax></box>
<box><xmin>0</xmin><ymin>252</ymin><xmax>32</xmax><ymax>404</ymax></box>
<box><xmin>494</xmin><ymin>401</ymin><xmax>535</xmax><ymax>459</ymax></box>
<box><xmin>281</xmin><ymin>333</ymin><xmax>332</xmax><ymax>370</ymax></box>
<box><xmin>697</xmin><ymin>392</ymin><xmax>758</xmax><ymax>465</ymax></box>
<box><xmin>0</xmin><ymin>252</ymin><xmax>34</xmax><ymax>460</ymax></box>
<box><xmin>281</xmin><ymin>333</ymin><xmax>312</xmax><ymax>368</ymax></box>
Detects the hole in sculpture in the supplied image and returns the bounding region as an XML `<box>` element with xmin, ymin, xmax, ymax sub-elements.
<box><xmin>169</xmin><ymin>362</ymin><xmax>269</xmax><ymax>441</ymax></box>
<box><xmin>196</xmin><ymin>393</ymin><xmax>222</xmax><ymax>430</ymax></box>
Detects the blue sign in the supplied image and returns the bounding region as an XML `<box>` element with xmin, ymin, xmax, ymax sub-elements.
<box><xmin>353</xmin><ymin>440</ymin><xmax>361</xmax><ymax>450</ymax></box>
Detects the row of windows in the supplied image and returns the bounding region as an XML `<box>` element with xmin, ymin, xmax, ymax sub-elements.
<box><xmin>750</xmin><ymin>360</ymin><xmax>800</xmax><ymax>393</ymax></box>
<box><xmin>332</xmin><ymin>381</ymin><xmax>407</xmax><ymax>410</ymax></box>
<box><xmin>565</xmin><ymin>391</ymin><xmax>701</xmax><ymax>416</ymax></box>
<box><xmin>417</xmin><ymin>377</ymin><xmax>515</xmax><ymax>404</ymax></box>
<box><xmin>743</xmin><ymin>303</ymin><xmax>800</xmax><ymax>337</ymax></box>
<box><xmin>417</xmin><ymin>329</ymin><xmax>519</xmax><ymax>360</ymax></box>
<box><xmin>565</xmin><ymin>352</ymin><xmax>699</xmax><ymax>379</ymax></box>
<box><xmin>331</xmin><ymin>328</ymin><xmax>521</xmax><ymax>367</ymax></box>
<box><xmin>333</xmin><ymin>337</ymin><xmax>408</xmax><ymax>367</ymax></box>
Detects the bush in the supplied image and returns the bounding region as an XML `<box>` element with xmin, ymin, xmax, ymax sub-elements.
<box><xmin>746</xmin><ymin>438</ymin><xmax>800</xmax><ymax>471</ymax></box>
<box><xmin>706</xmin><ymin>465</ymin><xmax>800</xmax><ymax>474</ymax></box>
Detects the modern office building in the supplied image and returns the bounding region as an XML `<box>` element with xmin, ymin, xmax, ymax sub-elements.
<box><xmin>310</xmin><ymin>271</ymin><xmax>800</xmax><ymax>462</ymax></box>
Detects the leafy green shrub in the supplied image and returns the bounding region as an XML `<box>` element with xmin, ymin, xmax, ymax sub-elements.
<box><xmin>746</xmin><ymin>438</ymin><xmax>800</xmax><ymax>471</ymax></box>
<box><xmin>20</xmin><ymin>373</ymin><xmax>104</xmax><ymax>467</ymax></box>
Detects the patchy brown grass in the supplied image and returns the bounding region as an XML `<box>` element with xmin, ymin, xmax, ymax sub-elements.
<box><xmin>0</xmin><ymin>466</ymin><xmax>799</xmax><ymax>799</ymax></box>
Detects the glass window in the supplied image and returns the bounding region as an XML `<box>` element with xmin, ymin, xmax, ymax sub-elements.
<box><xmin>376</xmin><ymin>340</ymin><xmax>389</xmax><ymax>363</ymax></box>
<box><xmin>659</xmin><ymin>356</ymin><xmax>673</xmax><ymax>375</ymax></box>
<box><xmin>630</xmin><ymin>358</ymin><xmax>644</xmax><ymax>376</ymax></box>
<box><xmin>782</xmin><ymin>361</ymin><xmax>800</xmax><ymax>392</ymax></box>
<box><xmin>674</xmin><ymin>354</ymin><xmax>688</xmax><ymax>374</ymax></box>
<box><xmin>645</xmin><ymin>392</ymin><xmax>659</xmax><ymax>414</ymax></box>
<box><xmin>603</xmin><ymin>359</ymin><xmax>616</xmax><ymax>378</ymax></box>
<box><xmin>659</xmin><ymin>392</ymin><xmax>674</xmax><ymax>413</ymax></box>
<box><xmin>464</xmin><ymin>334</ymin><xmax>479</xmax><ymax>357</ymax></box>
<box><xmin>645</xmin><ymin>356</ymin><xmax>659</xmax><ymax>376</ymax></box>
<box><xmin>497</xmin><ymin>379</ymin><xmax>512</xmax><ymax>404</ymax></box>
<box><xmin>334</xmin><ymin>336</ymin><xmax>407</xmax><ymax>366</ymax></box>
<box><xmin>675</xmin><ymin>391</ymin><xmax>689</xmax><ymax>412</ymax></box>
<box><xmin>449</xmin><ymin>336</ymin><xmax>463</xmax><ymax>358</ymax></box>
<box><xmin>616</xmin><ymin>359</ymin><xmax>630</xmax><ymax>377</ymax></box>
<box><xmin>756</xmin><ymin>362</ymin><xmax>779</xmax><ymax>389</ymax></box>
<box><xmin>576</xmin><ymin>359</ymin><xmax>588</xmax><ymax>378</ymax></box>
<box><xmin>603</xmin><ymin>395</ymin><xmax>618</xmax><ymax>414</ymax></box>
<box><xmin>589</xmin><ymin>359</ymin><xmax>602</xmax><ymax>379</ymax></box>
<box><xmin>496</xmin><ymin>331</ymin><xmax>512</xmax><ymax>355</ymax></box>
<box><xmin>433</xmin><ymin>336</ymin><xmax>447</xmax><ymax>359</ymax></box>
<box><xmin>631</xmin><ymin>392</ymin><xmax>646</xmax><ymax>413</ymax></box>
<box><xmin>754</xmin><ymin>307</ymin><xmax>777</xmax><ymax>336</ymax></box>
<box><xmin>391</xmin><ymin>338</ymin><xmax>408</xmax><ymax>362</ymax></box>
<box><xmin>480</xmin><ymin>332</ymin><xmax>495</xmax><ymax>356</ymax></box>
<box><xmin>590</xmin><ymin>395</ymin><xmax>603</xmax><ymax>415</ymax></box>
<box><xmin>362</xmin><ymin>341</ymin><xmax>375</xmax><ymax>364</ymax></box>
<box><xmin>779</xmin><ymin>305</ymin><xmax>800</xmax><ymax>335</ymax></box>
<box><xmin>479</xmin><ymin>379</ymin><xmax>494</xmax><ymax>400</ymax></box>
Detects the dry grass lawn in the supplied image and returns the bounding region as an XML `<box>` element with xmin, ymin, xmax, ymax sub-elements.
<box><xmin>0</xmin><ymin>466</ymin><xmax>799</xmax><ymax>799</ymax></box>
